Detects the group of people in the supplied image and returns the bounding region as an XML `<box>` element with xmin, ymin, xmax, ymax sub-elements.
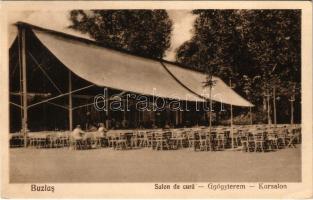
<box><xmin>71</xmin><ymin>123</ymin><xmax>107</xmax><ymax>141</ymax></box>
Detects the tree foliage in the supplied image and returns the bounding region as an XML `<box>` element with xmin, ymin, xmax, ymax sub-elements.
<box><xmin>69</xmin><ymin>10</ymin><xmax>172</xmax><ymax>58</ymax></box>
<box><xmin>176</xmin><ymin>10</ymin><xmax>301</xmax><ymax>123</ymax></box>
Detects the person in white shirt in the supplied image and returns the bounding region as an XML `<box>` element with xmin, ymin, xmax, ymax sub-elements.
<box><xmin>72</xmin><ymin>125</ymin><xmax>85</xmax><ymax>140</ymax></box>
<box><xmin>98</xmin><ymin>123</ymin><xmax>107</xmax><ymax>137</ymax></box>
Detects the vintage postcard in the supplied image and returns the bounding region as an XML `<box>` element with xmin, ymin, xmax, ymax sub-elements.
<box><xmin>0</xmin><ymin>1</ymin><xmax>312</xmax><ymax>198</ymax></box>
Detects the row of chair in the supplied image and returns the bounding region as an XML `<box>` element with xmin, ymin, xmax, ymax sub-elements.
<box><xmin>9</xmin><ymin>125</ymin><xmax>301</xmax><ymax>152</ymax></box>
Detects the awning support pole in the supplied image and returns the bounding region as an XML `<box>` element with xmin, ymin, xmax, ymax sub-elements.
<box><xmin>229</xmin><ymin>79</ymin><xmax>234</xmax><ymax>149</ymax></box>
<box><xmin>289</xmin><ymin>84</ymin><xmax>295</xmax><ymax>125</ymax></box>
<box><xmin>209</xmin><ymin>87</ymin><xmax>212</xmax><ymax>149</ymax></box>
<box><xmin>249</xmin><ymin>106</ymin><xmax>253</xmax><ymax>125</ymax></box>
<box><xmin>18</xmin><ymin>25</ymin><xmax>28</xmax><ymax>148</ymax></box>
<box><xmin>105</xmin><ymin>88</ymin><xmax>110</xmax><ymax>129</ymax></box>
<box><xmin>69</xmin><ymin>71</ymin><xmax>73</xmax><ymax>131</ymax></box>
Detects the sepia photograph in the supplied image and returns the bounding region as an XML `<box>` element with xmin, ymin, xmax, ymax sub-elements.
<box><xmin>1</xmin><ymin>1</ymin><xmax>312</xmax><ymax>198</ymax></box>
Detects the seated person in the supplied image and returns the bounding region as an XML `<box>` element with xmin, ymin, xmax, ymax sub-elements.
<box><xmin>164</xmin><ymin>122</ymin><xmax>171</xmax><ymax>129</ymax></box>
<box><xmin>152</xmin><ymin>123</ymin><xmax>158</xmax><ymax>129</ymax></box>
<box><xmin>71</xmin><ymin>125</ymin><xmax>85</xmax><ymax>140</ymax></box>
<box><xmin>121</xmin><ymin>119</ymin><xmax>129</xmax><ymax>129</ymax></box>
<box><xmin>115</xmin><ymin>121</ymin><xmax>121</xmax><ymax>129</ymax></box>
<box><xmin>98</xmin><ymin>123</ymin><xmax>107</xmax><ymax>137</ymax></box>
<box><xmin>88</xmin><ymin>123</ymin><xmax>98</xmax><ymax>131</ymax></box>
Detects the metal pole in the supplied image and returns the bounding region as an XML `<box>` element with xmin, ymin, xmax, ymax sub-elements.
<box><xmin>18</xmin><ymin>26</ymin><xmax>28</xmax><ymax>147</ymax></box>
<box><xmin>68</xmin><ymin>71</ymin><xmax>73</xmax><ymax>131</ymax></box>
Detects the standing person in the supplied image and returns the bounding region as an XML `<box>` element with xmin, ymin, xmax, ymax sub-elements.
<box><xmin>97</xmin><ymin>123</ymin><xmax>108</xmax><ymax>147</ymax></box>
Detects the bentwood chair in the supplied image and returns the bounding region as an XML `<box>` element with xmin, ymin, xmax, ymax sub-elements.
<box><xmin>154</xmin><ymin>131</ymin><xmax>169</xmax><ymax>150</ymax></box>
<box><xmin>231</xmin><ymin>129</ymin><xmax>239</xmax><ymax>148</ymax></box>
<box><xmin>286</xmin><ymin>126</ymin><xmax>301</xmax><ymax>148</ymax></box>
<box><xmin>146</xmin><ymin>132</ymin><xmax>154</xmax><ymax>148</ymax></box>
<box><xmin>194</xmin><ymin>130</ymin><xmax>211</xmax><ymax>151</ymax></box>
<box><xmin>187</xmin><ymin>130</ymin><xmax>196</xmax><ymax>149</ymax></box>
<box><xmin>29</xmin><ymin>136</ymin><xmax>46</xmax><ymax>148</ymax></box>
<box><xmin>253</xmin><ymin>130</ymin><xmax>265</xmax><ymax>152</ymax></box>
<box><xmin>239</xmin><ymin>130</ymin><xmax>250</xmax><ymax>152</ymax></box>
<box><xmin>140</xmin><ymin>131</ymin><xmax>151</xmax><ymax>148</ymax></box>
<box><xmin>46</xmin><ymin>134</ymin><xmax>58</xmax><ymax>148</ymax></box>
<box><xmin>171</xmin><ymin>130</ymin><xmax>185</xmax><ymax>149</ymax></box>
<box><xmin>266</xmin><ymin>129</ymin><xmax>278</xmax><ymax>151</ymax></box>
<box><xmin>215</xmin><ymin>130</ymin><xmax>226</xmax><ymax>150</ymax></box>
<box><xmin>108</xmin><ymin>133</ymin><xmax>117</xmax><ymax>148</ymax></box>
<box><xmin>115</xmin><ymin>133</ymin><xmax>128</xmax><ymax>150</ymax></box>
<box><xmin>56</xmin><ymin>132</ymin><xmax>70</xmax><ymax>148</ymax></box>
<box><xmin>130</xmin><ymin>131</ymin><xmax>139</xmax><ymax>148</ymax></box>
<box><xmin>276</xmin><ymin>128</ymin><xmax>287</xmax><ymax>148</ymax></box>
<box><xmin>69</xmin><ymin>136</ymin><xmax>85</xmax><ymax>150</ymax></box>
<box><xmin>10</xmin><ymin>135</ymin><xmax>24</xmax><ymax>148</ymax></box>
<box><xmin>136</xmin><ymin>131</ymin><xmax>150</xmax><ymax>148</ymax></box>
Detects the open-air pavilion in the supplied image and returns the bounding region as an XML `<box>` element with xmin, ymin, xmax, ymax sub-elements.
<box><xmin>9</xmin><ymin>22</ymin><xmax>258</xmax><ymax>146</ymax></box>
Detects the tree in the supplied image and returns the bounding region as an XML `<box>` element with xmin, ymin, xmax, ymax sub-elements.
<box><xmin>69</xmin><ymin>10</ymin><xmax>172</xmax><ymax>58</ymax></box>
<box><xmin>176</xmin><ymin>10</ymin><xmax>301</xmax><ymax>124</ymax></box>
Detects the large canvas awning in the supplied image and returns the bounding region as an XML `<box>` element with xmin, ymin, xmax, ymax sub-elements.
<box><xmin>14</xmin><ymin>22</ymin><xmax>253</xmax><ymax>107</ymax></box>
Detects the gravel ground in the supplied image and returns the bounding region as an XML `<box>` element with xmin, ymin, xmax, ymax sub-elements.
<box><xmin>10</xmin><ymin>145</ymin><xmax>301</xmax><ymax>183</ymax></box>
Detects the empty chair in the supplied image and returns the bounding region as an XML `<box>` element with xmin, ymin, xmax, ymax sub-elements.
<box><xmin>115</xmin><ymin>133</ymin><xmax>128</xmax><ymax>150</ymax></box>
<box><xmin>130</xmin><ymin>131</ymin><xmax>140</xmax><ymax>148</ymax></box>
<box><xmin>276</xmin><ymin>128</ymin><xmax>287</xmax><ymax>148</ymax></box>
<box><xmin>187</xmin><ymin>130</ymin><xmax>196</xmax><ymax>149</ymax></box>
<box><xmin>108</xmin><ymin>134</ymin><xmax>117</xmax><ymax>148</ymax></box>
<box><xmin>136</xmin><ymin>131</ymin><xmax>150</xmax><ymax>148</ymax></box>
<box><xmin>215</xmin><ymin>130</ymin><xmax>226</xmax><ymax>150</ymax></box>
<box><xmin>171</xmin><ymin>130</ymin><xmax>185</xmax><ymax>149</ymax></box>
<box><xmin>231</xmin><ymin>129</ymin><xmax>239</xmax><ymax>148</ymax></box>
<box><xmin>46</xmin><ymin>134</ymin><xmax>58</xmax><ymax>148</ymax></box>
<box><xmin>154</xmin><ymin>131</ymin><xmax>169</xmax><ymax>150</ymax></box>
<box><xmin>266</xmin><ymin>129</ymin><xmax>278</xmax><ymax>151</ymax></box>
<box><xmin>194</xmin><ymin>130</ymin><xmax>211</xmax><ymax>151</ymax></box>
<box><xmin>239</xmin><ymin>131</ymin><xmax>249</xmax><ymax>152</ymax></box>
<box><xmin>29</xmin><ymin>135</ymin><xmax>46</xmax><ymax>148</ymax></box>
<box><xmin>253</xmin><ymin>130</ymin><xmax>265</xmax><ymax>152</ymax></box>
